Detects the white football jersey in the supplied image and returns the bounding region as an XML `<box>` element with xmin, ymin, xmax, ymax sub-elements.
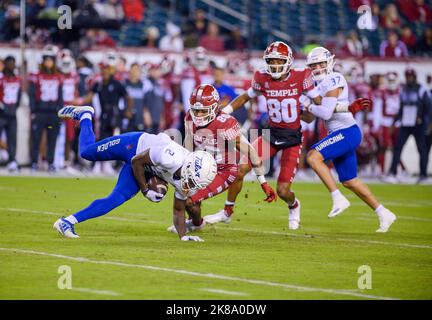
<box><xmin>316</xmin><ymin>72</ymin><xmax>357</xmax><ymax>133</ymax></box>
<box><xmin>137</xmin><ymin>132</ymin><xmax>189</xmax><ymax>200</ymax></box>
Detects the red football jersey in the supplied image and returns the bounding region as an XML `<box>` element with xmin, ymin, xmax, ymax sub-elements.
<box><xmin>250</xmin><ymin>68</ymin><xmax>314</xmax><ymax>130</ymax></box>
<box><xmin>185</xmin><ymin>111</ymin><xmax>241</xmax><ymax>166</ymax></box>
<box><xmin>383</xmin><ymin>88</ymin><xmax>400</xmax><ymax>117</ymax></box>
<box><xmin>61</xmin><ymin>73</ymin><xmax>79</xmax><ymax>104</ymax></box>
<box><xmin>0</xmin><ymin>74</ymin><xmax>21</xmax><ymax>105</ymax></box>
<box><xmin>28</xmin><ymin>72</ymin><xmax>63</xmax><ymax>102</ymax></box>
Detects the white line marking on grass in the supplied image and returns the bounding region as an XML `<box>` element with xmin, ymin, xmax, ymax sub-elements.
<box><xmin>0</xmin><ymin>247</ymin><xmax>399</xmax><ymax>300</ymax></box>
<box><xmin>3</xmin><ymin>207</ymin><xmax>431</xmax><ymax>250</ymax></box>
<box><xmin>0</xmin><ymin>207</ymin><xmax>160</xmax><ymax>224</ymax></box>
<box><xmin>221</xmin><ymin>227</ymin><xmax>432</xmax><ymax>250</ymax></box>
<box><xmin>71</xmin><ymin>287</ymin><xmax>122</xmax><ymax>296</ymax></box>
<box><xmin>199</xmin><ymin>288</ymin><xmax>249</xmax><ymax>296</ymax></box>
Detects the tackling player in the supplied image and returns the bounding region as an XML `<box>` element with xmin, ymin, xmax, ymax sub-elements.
<box><xmin>302</xmin><ymin>47</ymin><xmax>396</xmax><ymax>232</ymax></box>
<box><xmin>167</xmin><ymin>84</ymin><xmax>276</xmax><ymax>234</ymax></box>
<box><xmin>53</xmin><ymin>105</ymin><xmax>217</xmax><ymax>241</ymax></box>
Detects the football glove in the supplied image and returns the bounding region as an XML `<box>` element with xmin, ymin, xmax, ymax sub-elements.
<box><xmin>181</xmin><ymin>235</ymin><xmax>204</xmax><ymax>242</ymax></box>
<box><xmin>349</xmin><ymin>98</ymin><xmax>371</xmax><ymax>115</ymax></box>
<box><xmin>261</xmin><ymin>182</ymin><xmax>277</xmax><ymax>203</ymax></box>
<box><xmin>144</xmin><ymin>189</ymin><xmax>165</xmax><ymax>202</ymax></box>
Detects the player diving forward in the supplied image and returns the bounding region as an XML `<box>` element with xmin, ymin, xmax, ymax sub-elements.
<box><xmin>53</xmin><ymin>106</ymin><xmax>217</xmax><ymax>241</ymax></box>
<box><xmin>301</xmin><ymin>47</ymin><xmax>396</xmax><ymax>232</ymax></box>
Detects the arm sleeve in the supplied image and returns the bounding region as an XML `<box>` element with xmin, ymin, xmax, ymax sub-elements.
<box><xmin>308</xmin><ymin>97</ymin><xmax>337</xmax><ymax>120</ymax></box>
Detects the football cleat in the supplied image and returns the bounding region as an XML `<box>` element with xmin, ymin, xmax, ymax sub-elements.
<box><xmin>289</xmin><ymin>199</ymin><xmax>301</xmax><ymax>230</ymax></box>
<box><xmin>167</xmin><ymin>219</ymin><xmax>206</xmax><ymax>234</ymax></box>
<box><xmin>328</xmin><ymin>195</ymin><xmax>350</xmax><ymax>218</ymax></box>
<box><xmin>58</xmin><ymin>105</ymin><xmax>94</xmax><ymax>121</ymax></box>
<box><xmin>53</xmin><ymin>218</ymin><xmax>79</xmax><ymax>238</ymax></box>
<box><xmin>203</xmin><ymin>210</ymin><xmax>232</xmax><ymax>224</ymax></box>
<box><xmin>376</xmin><ymin>209</ymin><xmax>397</xmax><ymax>233</ymax></box>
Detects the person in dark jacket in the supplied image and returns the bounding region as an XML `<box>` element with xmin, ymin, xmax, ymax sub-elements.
<box><xmin>29</xmin><ymin>45</ymin><xmax>63</xmax><ymax>172</ymax></box>
<box><xmin>0</xmin><ymin>55</ymin><xmax>21</xmax><ymax>172</ymax></box>
<box><xmin>385</xmin><ymin>69</ymin><xmax>432</xmax><ymax>183</ymax></box>
<box><xmin>143</xmin><ymin>64</ymin><xmax>164</xmax><ymax>134</ymax></box>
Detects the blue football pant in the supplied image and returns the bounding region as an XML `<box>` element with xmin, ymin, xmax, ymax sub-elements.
<box><xmin>73</xmin><ymin>119</ymin><xmax>140</xmax><ymax>223</ymax></box>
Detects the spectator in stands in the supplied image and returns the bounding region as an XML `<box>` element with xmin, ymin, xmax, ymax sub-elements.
<box><xmin>225</xmin><ymin>27</ymin><xmax>247</xmax><ymax>51</ymax></box>
<box><xmin>28</xmin><ymin>45</ymin><xmax>63</xmax><ymax>172</ymax></box>
<box><xmin>0</xmin><ymin>56</ymin><xmax>21</xmax><ymax>172</ymax></box>
<box><xmin>385</xmin><ymin>69</ymin><xmax>431</xmax><ymax>184</ymax></box>
<box><xmin>400</xmin><ymin>25</ymin><xmax>417</xmax><ymax>54</ymax></box>
<box><xmin>380</xmin><ymin>31</ymin><xmax>409</xmax><ymax>57</ymax></box>
<box><xmin>199</xmin><ymin>22</ymin><xmax>225</xmax><ymax>52</ymax></box>
<box><xmin>344</xmin><ymin>30</ymin><xmax>367</xmax><ymax>57</ymax></box>
<box><xmin>143</xmin><ymin>64</ymin><xmax>164</xmax><ymax>134</ymax></box>
<box><xmin>380</xmin><ymin>3</ymin><xmax>401</xmax><ymax>30</ymax></box>
<box><xmin>93</xmin><ymin>0</ymin><xmax>124</xmax><ymax>21</ymax></box>
<box><xmin>3</xmin><ymin>4</ymin><xmax>20</xmax><ymax>42</ymax></box>
<box><xmin>397</xmin><ymin>0</ymin><xmax>432</xmax><ymax>24</ymax></box>
<box><xmin>192</xmin><ymin>9</ymin><xmax>207</xmax><ymax>37</ymax></box>
<box><xmin>418</xmin><ymin>27</ymin><xmax>432</xmax><ymax>56</ymax></box>
<box><xmin>143</xmin><ymin>26</ymin><xmax>160</xmax><ymax>48</ymax></box>
<box><xmin>159</xmin><ymin>22</ymin><xmax>184</xmax><ymax>52</ymax></box>
<box><xmin>122</xmin><ymin>0</ymin><xmax>145</xmax><ymax>23</ymax></box>
<box><xmin>349</xmin><ymin>0</ymin><xmax>374</xmax><ymax>11</ymax></box>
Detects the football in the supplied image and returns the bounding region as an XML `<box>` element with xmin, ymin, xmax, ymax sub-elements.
<box><xmin>148</xmin><ymin>176</ymin><xmax>168</xmax><ymax>195</ymax></box>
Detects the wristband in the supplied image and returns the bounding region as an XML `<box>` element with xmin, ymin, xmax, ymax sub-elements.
<box><xmin>257</xmin><ymin>175</ymin><xmax>267</xmax><ymax>184</ymax></box>
<box><xmin>223</xmin><ymin>104</ymin><xmax>234</xmax><ymax>114</ymax></box>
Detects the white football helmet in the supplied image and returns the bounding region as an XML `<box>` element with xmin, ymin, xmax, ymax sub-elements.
<box><xmin>306</xmin><ymin>46</ymin><xmax>335</xmax><ymax>82</ymax></box>
<box><xmin>181</xmin><ymin>150</ymin><xmax>217</xmax><ymax>193</ymax></box>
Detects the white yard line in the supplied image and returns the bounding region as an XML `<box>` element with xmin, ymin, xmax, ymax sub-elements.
<box><xmin>2</xmin><ymin>207</ymin><xmax>431</xmax><ymax>250</ymax></box>
<box><xmin>0</xmin><ymin>247</ymin><xmax>399</xmax><ymax>300</ymax></box>
<box><xmin>0</xmin><ymin>207</ymin><xmax>160</xmax><ymax>224</ymax></box>
<box><xmin>71</xmin><ymin>287</ymin><xmax>122</xmax><ymax>296</ymax></box>
<box><xmin>219</xmin><ymin>227</ymin><xmax>432</xmax><ymax>250</ymax></box>
<box><xmin>199</xmin><ymin>288</ymin><xmax>249</xmax><ymax>296</ymax></box>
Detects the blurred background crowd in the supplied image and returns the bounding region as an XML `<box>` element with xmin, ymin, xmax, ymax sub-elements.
<box><xmin>0</xmin><ymin>0</ymin><xmax>431</xmax><ymax>183</ymax></box>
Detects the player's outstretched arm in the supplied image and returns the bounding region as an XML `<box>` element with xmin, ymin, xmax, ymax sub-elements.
<box><xmin>173</xmin><ymin>197</ymin><xmax>203</xmax><ymax>241</ymax></box>
<box><xmin>222</xmin><ymin>92</ymin><xmax>251</xmax><ymax>114</ymax></box>
<box><xmin>132</xmin><ymin>151</ymin><xmax>165</xmax><ymax>202</ymax></box>
<box><xmin>173</xmin><ymin>197</ymin><xmax>187</xmax><ymax>239</ymax></box>
<box><xmin>235</xmin><ymin>135</ymin><xmax>277</xmax><ymax>203</ymax></box>
<box><xmin>301</xmin><ymin>92</ymin><xmax>371</xmax><ymax>115</ymax></box>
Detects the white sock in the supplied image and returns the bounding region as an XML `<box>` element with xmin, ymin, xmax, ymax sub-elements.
<box><xmin>375</xmin><ymin>204</ymin><xmax>385</xmax><ymax>215</ymax></box>
<box><xmin>80</xmin><ymin>113</ymin><xmax>92</xmax><ymax>122</ymax></box>
<box><xmin>331</xmin><ymin>189</ymin><xmax>342</xmax><ymax>201</ymax></box>
<box><xmin>65</xmin><ymin>215</ymin><xmax>78</xmax><ymax>225</ymax></box>
<box><xmin>225</xmin><ymin>201</ymin><xmax>235</xmax><ymax>206</ymax></box>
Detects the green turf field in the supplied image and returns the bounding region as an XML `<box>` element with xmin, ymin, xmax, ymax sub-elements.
<box><xmin>0</xmin><ymin>176</ymin><xmax>431</xmax><ymax>300</ymax></box>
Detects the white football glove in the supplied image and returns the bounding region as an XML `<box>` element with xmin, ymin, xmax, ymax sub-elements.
<box><xmin>181</xmin><ymin>235</ymin><xmax>204</xmax><ymax>242</ymax></box>
<box><xmin>299</xmin><ymin>94</ymin><xmax>312</xmax><ymax>110</ymax></box>
<box><xmin>144</xmin><ymin>190</ymin><xmax>165</xmax><ymax>202</ymax></box>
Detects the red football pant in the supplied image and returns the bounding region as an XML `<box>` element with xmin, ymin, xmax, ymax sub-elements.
<box><xmin>190</xmin><ymin>164</ymin><xmax>238</xmax><ymax>203</ymax></box>
<box><xmin>245</xmin><ymin>136</ymin><xmax>302</xmax><ymax>184</ymax></box>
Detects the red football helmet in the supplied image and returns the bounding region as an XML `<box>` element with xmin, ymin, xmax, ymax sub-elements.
<box><xmin>189</xmin><ymin>84</ymin><xmax>220</xmax><ymax>127</ymax></box>
<box><xmin>263</xmin><ymin>41</ymin><xmax>293</xmax><ymax>79</ymax></box>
